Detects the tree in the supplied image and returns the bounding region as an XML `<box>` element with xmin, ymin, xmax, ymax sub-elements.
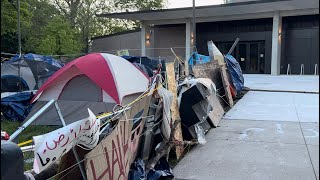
<box><xmin>35</xmin><ymin>16</ymin><xmax>82</xmax><ymax>55</ymax></box>
<box><xmin>54</xmin><ymin>0</ymin><xmax>165</xmax><ymax>53</ymax></box>
<box><xmin>23</xmin><ymin>0</ymin><xmax>61</xmax><ymax>53</ymax></box>
<box><xmin>1</xmin><ymin>0</ymin><xmax>32</xmax><ymax>53</ymax></box>
<box><xmin>1</xmin><ymin>0</ymin><xmax>165</xmax><ymax>55</ymax></box>
<box><xmin>1</xmin><ymin>0</ymin><xmax>32</xmax><ymax>36</ymax></box>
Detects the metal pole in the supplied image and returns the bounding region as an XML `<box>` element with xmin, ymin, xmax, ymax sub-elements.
<box><xmin>17</xmin><ymin>0</ymin><xmax>22</xmax><ymax>92</ymax></box>
<box><xmin>287</xmin><ymin>64</ymin><xmax>291</xmax><ymax>75</ymax></box>
<box><xmin>18</xmin><ymin>0</ymin><xmax>21</xmax><ymax>57</ymax></box>
<box><xmin>300</xmin><ymin>64</ymin><xmax>304</xmax><ymax>75</ymax></box>
<box><xmin>192</xmin><ymin>0</ymin><xmax>196</xmax><ymax>52</ymax></box>
<box><xmin>9</xmin><ymin>99</ymin><xmax>55</xmax><ymax>141</ymax></box>
<box><xmin>227</xmin><ymin>38</ymin><xmax>240</xmax><ymax>55</ymax></box>
<box><xmin>54</xmin><ymin>102</ymin><xmax>87</xmax><ymax>180</ymax></box>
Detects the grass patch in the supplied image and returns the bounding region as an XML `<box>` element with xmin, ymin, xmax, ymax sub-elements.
<box><xmin>1</xmin><ymin>119</ymin><xmax>59</xmax><ymax>143</ymax></box>
<box><xmin>1</xmin><ymin>119</ymin><xmax>60</xmax><ymax>171</ymax></box>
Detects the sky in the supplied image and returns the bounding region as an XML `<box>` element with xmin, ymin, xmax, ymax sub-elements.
<box><xmin>166</xmin><ymin>0</ymin><xmax>225</xmax><ymax>8</ymax></box>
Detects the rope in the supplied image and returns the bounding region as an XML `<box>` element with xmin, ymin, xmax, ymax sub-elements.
<box><xmin>47</xmin><ymin>117</ymin><xmax>165</xmax><ymax>180</ymax></box>
<box><xmin>18</xmin><ymin>80</ymin><xmax>164</xmax><ymax>147</ymax></box>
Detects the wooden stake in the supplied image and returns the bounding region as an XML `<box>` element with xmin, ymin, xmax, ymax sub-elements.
<box><xmin>165</xmin><ymin>62</ymin><xmax>184</xmax><ymax>159</ymax></box>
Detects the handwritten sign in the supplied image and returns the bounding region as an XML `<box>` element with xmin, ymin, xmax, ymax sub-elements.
<box><xmin>33</xmin><ymin>109</ymin><xmax>100</xmax><ymax>174</ymax></box>
<box><xmin>85</xmin><ymin>96</ymin><xmax>151</xmax><ymax>180</ymax></box>
<box><xmin>116</xmin><ymin>49</ymin><xmax>129</xmax><ymax>56</ymax></box>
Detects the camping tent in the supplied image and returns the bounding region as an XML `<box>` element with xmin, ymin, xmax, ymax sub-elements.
<box><xmin>24</xmin><ymin>53</ymin><xmax>150</xmax><ymax>126</ymax></box>
<box><xmin>1</xmin><ymin>53</ymin><xmax>63</xmax><ymax>92</ymax></box>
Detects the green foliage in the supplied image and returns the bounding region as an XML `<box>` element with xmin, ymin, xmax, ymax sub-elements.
<box><xmin>114</xmin><ymin>0</ymin><xmax>165</xmax><ymax>11</ymax></box>
<box><xmin>23</xmin><ymin>0</ymin><xmax>60</xmax><ymax>52</ymax></box>
<box><xmin>1</xmin><ymin>0</ymin><xmax>165</xmax><ymax>55</ymax></box>
<box><xmin>1</xmin><ymin>0</ymin><xmax>32</xmax><ymax>36</ymax></box>
<box><xmin>35</xmin><ymin>16</ymin><xmax>82</xmax><ymax>55</ymax></box>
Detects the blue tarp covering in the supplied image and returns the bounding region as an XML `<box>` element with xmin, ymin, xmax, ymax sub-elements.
<box><xmin>1</xmin><ymin>75</ymin><xmax>29</xmax><ymax>92</ymax></box>
<box><xmin>128</xmin><ymin>158</ymin><xmax>174</xmax><ymax>180</ymax></box>
<box><xmin>8</xmin><ymin>53</ymin><xmax>64</xmax><ymax>68</ymax></box>
<box><xmin>188</xmin><ymin>52</ymin><xmax>210</xmax><ymax>66</ymax></box>
<box><xmin>224</xmin><ymin>54</ymin><xmax>244</xmax><ymax>95</ymax></box>
<box><xmin>1</xmin><ymin>92</ymin><xmax>34</xmax><ymax>122</ymax></box>
<box><xmin>121</xmin><ymin>56</ymin><xmax>165</xmax><ymax>70</ymax></box>
<box><xmin>122</xmin><ymin>56</ymin><xmax>166</xmax><ymax>77</ymax></box>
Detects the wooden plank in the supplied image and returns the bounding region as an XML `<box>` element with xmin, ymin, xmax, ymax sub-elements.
<box><xmin>207</xmin><ymin>41</ymin><xmax>234</xmax><ymax>107</ymax></box>
<box><xmin>207</xmin><ymin>93</ymin><xmax>225</xmax><ymax>127</ymax></box>
<box><xmin>85</xmin><ymin>96</ymin><xmax>151</xmax><ymax>180</ymax></box>
<box><xmin>165</xmin><ymin>62</ymin><xmax>184</xmax><ymax>159</ymax></box>
<box><xmin>220</xmin><ymin>65</ymin><xmax>234</xmax><ymax>107</ymax></box>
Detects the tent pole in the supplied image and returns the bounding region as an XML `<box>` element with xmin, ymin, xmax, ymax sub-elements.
<box><xmin>9</xmin><ymin>99</ymin><xmax>55</xmax><ymax>141</ymax></box>
<box><xmin>54</xmin><ymin>101</ymin><xmax>87</xmax><ymax>180</ymax></box>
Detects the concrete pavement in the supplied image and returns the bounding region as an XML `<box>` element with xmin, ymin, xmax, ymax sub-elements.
<box><xmin>173</xmin><ymin>75</ymin><xmax>319</xmax><ymax>180</ymax></box>
<box><xmin>243</xmin><ymin>74</ymin><xmax>319</xmax><ymax>93</ymax></box>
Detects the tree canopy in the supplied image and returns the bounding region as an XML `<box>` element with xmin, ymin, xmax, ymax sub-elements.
<box><xmin>1</xmin><ymin>0</ymin><xmax>165</xmax><ymax>55</ymax></box>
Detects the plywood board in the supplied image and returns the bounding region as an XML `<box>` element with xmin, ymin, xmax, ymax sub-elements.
<box><xmin>85</xmin><ymin>96</ymin><xmax>151</xmax><ymax>180</ymax></box>
<box><xmin>207</xmin><ymin>94</ymin><xmax>225</xmax><ymax>127</ymax></box>
<box><xmin>192</xmin><ymin>60</ymin><xmax>227</xmax><ymax>107</ymax></box>
<box><xmin>165</xmin><ymin>62</ymin><xmax>184</xmax><ymax>159</ymax></box>
<box><xmin>207</xmin><ymin>41</ymin><xmax>234</xmax><ymax>107</ymax></box>
<box><xmin>220</xmin><ymin>64</ymin><xmax>234</xmax><ymax>107</ymax></box>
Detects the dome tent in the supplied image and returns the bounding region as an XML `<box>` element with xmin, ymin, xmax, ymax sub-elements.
<box><xmin>1</xmin><ymin>53</ymin><xmax>63</xmax><ymax>92</ymax></box>
<box><xmin>24</xmin><ymin>53</ymin><xmax>149</xmax><ymax>126</ymax></box>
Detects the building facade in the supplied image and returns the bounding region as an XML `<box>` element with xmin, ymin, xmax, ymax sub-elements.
<box><xmin>92</xmin><ymin>0</ymin><xmax>319</xmax><ymax>75</ymax></box>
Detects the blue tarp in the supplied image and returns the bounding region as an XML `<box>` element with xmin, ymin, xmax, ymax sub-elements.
<box><xmin>1</xmin><ymin>75</ymin><xmax>29</xmax><ymax>92</ymax></box>
<box><xmin>1</xmin><ymin>92</ymin><xmax>34</xmax><ymax>122</ymax></box>
<box><xmin>122</xmin><ymin>56</ymin><xmax>166</xmax><ymax>78</ymax></box>
<box><xmin>188</xmin><ymin>52</ymin><xmax>210</xmax><ymax>66</ymax></box>
<box><xmin>8</xmin><ymin>53</ymin><xmax>64</xmax><ymax>68</ymax></box>
<box><xmin>224</xmin><ymin>54</ymin><xmax>244</xmax><ymax>95</ymax></box>
<box><xmin>121</xmin><ymin>56</ymin><xmax>165</xmax><ymax>70</ymax></box>
<box><xmin>128</xmin><ymin>158</ymin><xmax>174</xmax><ymax>180</ymax></box>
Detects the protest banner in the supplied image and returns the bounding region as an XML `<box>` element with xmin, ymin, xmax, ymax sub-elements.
<box><xmin>33</xmin><ymin>109</ymin><xmax>100</xmax><ymax>174</ymax></box>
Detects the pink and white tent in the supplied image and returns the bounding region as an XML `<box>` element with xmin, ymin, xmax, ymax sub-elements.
<box><xmin>24</xmin><ymin>53</ymin><xmax>150</xmax><ymax>125</ymax></box>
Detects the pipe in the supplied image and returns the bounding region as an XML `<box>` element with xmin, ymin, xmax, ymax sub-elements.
<box><xmin>227</xmin><ymin>38</ymin><xmax>240</xmax><ymax>55</ymax></box>
<box><xmin>9</xmin><ymin>99</ymin><xmax>55</xmax><ymax>141</ymax></box>
<box><xmin>300</xmin><ymin>64</ymin><xmax>304</xmax><ymax>75</ymax></box>
<box><xmin>192</xmin><ymin>0</ymin><xmax>196</xmax><ymax>52</ymax></box>
<box><xmin>286</xmin><ymin>64</ymin><xmax>291</xmax><ymax>75</ymax></box>
<box><xmin>54</xmin><ymin>102</ymin><xmax>87</xmax><ymax>180</ymax></box>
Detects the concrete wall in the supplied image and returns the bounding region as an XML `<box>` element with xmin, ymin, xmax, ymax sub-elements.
<box><xmin>151</xmin><ymin>24</ymin><xmax>186</xmax><ymax>62</ymax></box>
<box><xmin>91</xmin><ymin>30</ymin><xmax>142</xmax><ymax>56</ymax></box>
<box><xmin>91</xmin><ymin>15</ymin><xmax>318</xmax><ymax>75</ymax></box>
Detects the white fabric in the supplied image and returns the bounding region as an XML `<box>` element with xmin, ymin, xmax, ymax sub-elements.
<box><xmin>157</xmin><ymin>86</ymin><xmax>173</xmax><ymax>141</ymax></box>
<box><xmin>177</xmin><ymin>77</ymin><xmax>217</xmax><ymax>107</ymax></box>
<box><xmin>33</xmin><ymin>109</ymin><xmax>100</xmax><ymax>174</ymax></box>
<box><xmin>101</xmin><ymin>53</ymin><xmax>149</xmax><ymax>104</ymax></box>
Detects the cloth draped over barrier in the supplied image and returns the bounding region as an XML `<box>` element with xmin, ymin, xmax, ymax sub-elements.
<box><xmin>33</xmin><ymin>109</ymin><xmax>100</xmax><ymax>174</ymax></box>
<box><xmin>157</xmin><ymin>87</ymin><xmax>173</xmax><ymax>141</ymax></box>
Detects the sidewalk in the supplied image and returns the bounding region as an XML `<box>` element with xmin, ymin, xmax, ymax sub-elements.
<box><xmin>173</xmin><ymin>75</ymin><xmax>319</xmax><ymax>180</ymax></box>
<box><xmin>243</xmin><ymin>74</ymin><xmax>319</xmax><ymax>93</ymax></box>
